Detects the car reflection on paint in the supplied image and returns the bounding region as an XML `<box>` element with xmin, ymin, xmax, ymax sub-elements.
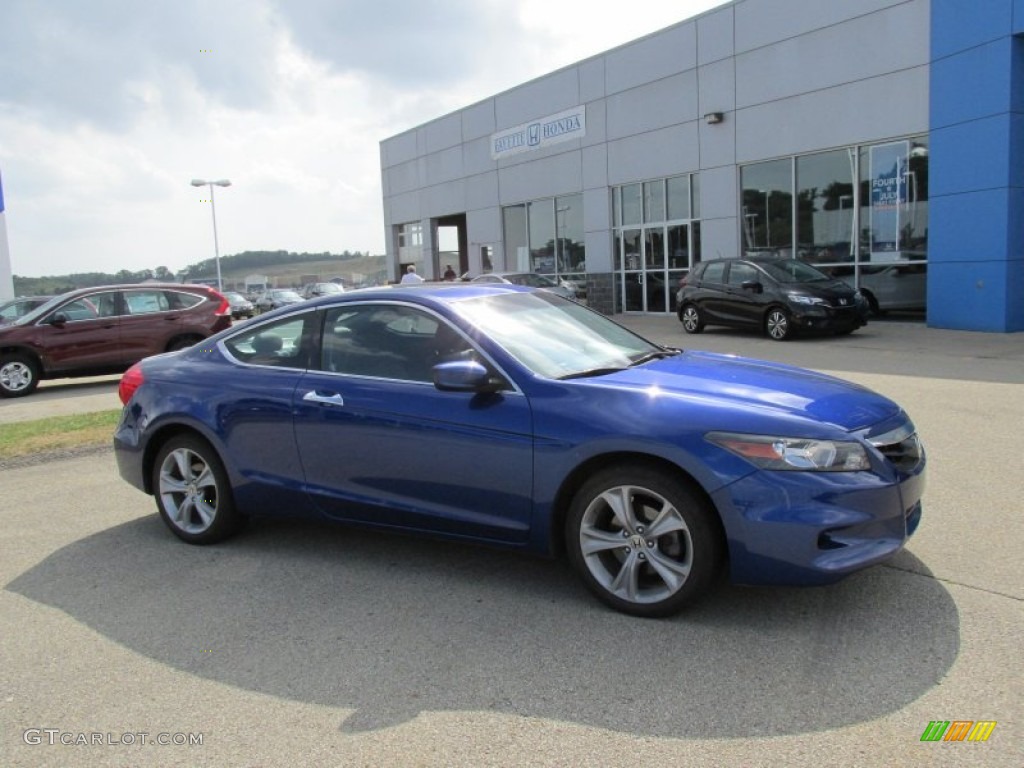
<box><xmin>114</xmin><ymin>284</ymin><xmax>924</xmax><ymax>617</ymax></box>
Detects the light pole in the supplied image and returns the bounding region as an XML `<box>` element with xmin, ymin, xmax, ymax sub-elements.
<box><xmin>760</xmin><ymin>189</ymin><xmax>771</xmax><ymax>249</ymax></box>
<box><xmin>191</xmin><ymin>178</ymin><xmax>231</xmax><ymax>291</ymax></box>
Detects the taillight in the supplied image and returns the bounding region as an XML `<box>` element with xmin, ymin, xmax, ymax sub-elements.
<box><xmin>209</xmin><ymin>289</ymin><xmax>231</xmax><ymax>316</ymax></box>
<box><xmin>119</xmin><ymin>363</ymin><xmax>145</xmax><ymax>405</ymax></box>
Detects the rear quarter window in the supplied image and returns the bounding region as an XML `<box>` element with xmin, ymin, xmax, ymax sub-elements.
<box><xmin>166</xmin><ymin>291</ymin><xmax>205</xmax><ymax>310</ymax></box>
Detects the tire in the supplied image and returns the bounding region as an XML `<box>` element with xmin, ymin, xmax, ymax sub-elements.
<box><xmin>152</xmin><ymin>434</ymin><xmax>243</xmax><ymax>544</ymax></box>
<box><xmin>765</xmin><ymin>308</ymin><xmax>792</xmax><ymax>341</ymax></box>
<box><xmin>166</xmin><ymin>335</ymin><xmax>203</xmax><ymax>352</ymax></box>
<box><xmin>565</xmin><ymin>465</ymin><xmax>724</xmax><ymax>618</ymax></box>
<box><xmin>679</xmin><ymin>304</ymin><xmax>705</xmax><ymax>334</ymax></box>
<box><xmin>862</xmin><ymin>291</ymin><xmax>883</xmax><ymax>317</ymax></box>
<box><xmin>0</xmin><ymin>353</ymin><xmax>40</xmax><ymax>398</ymax></box>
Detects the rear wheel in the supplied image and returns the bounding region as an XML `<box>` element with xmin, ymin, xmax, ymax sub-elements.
<box><xmin>152</xmin><ymin>435</ymin><xmax>243</xmax><ymax>544</ymax></box>
<box><xmin>765</xmin><ymin>308</ymin><xmax>792</xmax><ymax>341</ymax></box>
<box><xmin>0</xmin><ymin>354</ymin><xmax>40</xmax><ymax>398</ymax></box>
<box><xmin>679</xmin><ymin>304</ymin><xmax>705</xmax><ymax>334</ymax></box>
<box><xmin>565</xmin><ymin>465</ymin><xmax>723</xmax><ymax>617</ymax></box>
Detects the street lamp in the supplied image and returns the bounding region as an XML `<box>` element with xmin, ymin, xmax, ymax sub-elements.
<box><xmin>190</xmin><ymin>178</ymin><xmax>231</xmax><ymax>291</ymax></box>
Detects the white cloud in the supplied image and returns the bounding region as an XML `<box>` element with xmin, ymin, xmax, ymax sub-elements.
<box><xmin>0</xmin><ymin>0</ymin><xmax>728</xmax><ymax>278</ymax></box>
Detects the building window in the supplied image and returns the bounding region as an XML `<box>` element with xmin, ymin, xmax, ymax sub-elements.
<box><xmin>501</xmin><ymin>196</ymin><xmax>586</xmax><ymax>291</ymax></box>
<box><xmin>396</xmin><ymin>221</ymin><xmax>424</xmax><ymax>274</ymax></box>
<box><xmin>613</xmin><ymin>173</ymin><xmax>700</xmax><ymax>313</ymax></box>
<box><xmin>739</xmin><ymin>136</ymin><xmax>928</xmax><ymax>315</ymax></box>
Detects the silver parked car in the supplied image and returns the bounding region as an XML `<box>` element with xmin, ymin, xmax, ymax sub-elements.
<box><xmin>470</xmin><ymin>272</ymin><xmax>576</xmax><ymax>300</ymax></box>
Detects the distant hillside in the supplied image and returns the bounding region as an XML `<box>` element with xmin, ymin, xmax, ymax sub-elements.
<box><xmin>12</xmin><ymin>251</ymin><xmax>387</xmax><ymax>295</ymax></box>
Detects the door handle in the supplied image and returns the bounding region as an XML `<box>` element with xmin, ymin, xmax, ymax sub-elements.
<box><xmin>303</xmin><ymin>390</ymin><xmax>344</xmax><ymax>406</ymax></box>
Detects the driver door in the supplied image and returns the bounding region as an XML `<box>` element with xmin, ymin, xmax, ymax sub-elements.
<box><xmin>293</xmin><ymin>302</ymin><xmax>534</xmax><ymax>543</ymax></box>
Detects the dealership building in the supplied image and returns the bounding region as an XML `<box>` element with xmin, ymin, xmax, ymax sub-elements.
<box><xmin>379</xmin><ymin>0</ymin><xmax>1024</xmax><ymax>332</ymax></box>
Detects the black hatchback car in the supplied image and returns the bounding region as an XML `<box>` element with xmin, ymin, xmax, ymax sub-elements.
<box><xmin>676</xmin><ymin>258</ymin><xmax>868</xmax><ymax>340</ymax></box>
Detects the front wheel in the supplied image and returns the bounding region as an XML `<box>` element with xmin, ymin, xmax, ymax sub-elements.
<box><xmin>679</xmin><ymin>304</ymin><xmax>705</xmax><ymax>334</ymax></box>
<box><xmin>152</xmin><ymin>435</ymin><xmax>243</xmax><ymax>544</ymax></box>
<box><xmin>565</xmin><ymin>465</ymin><xmax>724</xmax><ymax>617</ymax></box>
<box><xmin>0</xmin><ymin>354</ymin><xmax>40</xmax><ymax>398</ymax></box>
<box><xmin>765</xmin><ymin>308</ymin><xmax>792</xmax><ymax>341</ymax></box>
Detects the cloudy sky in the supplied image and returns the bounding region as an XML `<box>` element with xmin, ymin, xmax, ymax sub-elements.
<box><xmin>0</xmin><ymin>0</ymin><xmax>728</xmax><ymax>278</ymax></box>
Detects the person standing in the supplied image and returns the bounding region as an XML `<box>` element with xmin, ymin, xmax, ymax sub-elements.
<box><xmin>443</xmin><ymin>265</ymin><xmax>456</xmax><ymax>281</ymax></box>
<box><xmin>400</xmin><ymin>265</ymin><xmax>425</xmax><ymax>284</ymax></box>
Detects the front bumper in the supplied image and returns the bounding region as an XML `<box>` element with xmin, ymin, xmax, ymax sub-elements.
<box><xmin>789</xmin><ymin>303</ymin><xmax>868</xmax><ymax>332</ymax></box>
<box><xmin>712</xmin><ymin>458</ymin><xmax>925</xmax><ymax>586</ymax></box>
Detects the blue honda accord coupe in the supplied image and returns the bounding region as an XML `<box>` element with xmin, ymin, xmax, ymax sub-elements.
<box><xmin>114</xmin><ymin>284</ymin><xmax>924</xmax><ymax>617</ymax></box>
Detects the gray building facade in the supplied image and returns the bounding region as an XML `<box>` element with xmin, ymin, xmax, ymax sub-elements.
<box><xmin>380</xmin><ymin>0</ymin><xmax>1023</xmax><ymax>331</ymax></box>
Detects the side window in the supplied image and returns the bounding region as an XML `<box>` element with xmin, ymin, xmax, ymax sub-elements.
<box><xmin>702</xmin><ymin>261</ymin><xmax>726</xmax><ymax>284</ymax></box>
<box><xmin>166</xmin><ymin>291</ymin><xmax>204</xmax><ymax>310</ymax></box>
<box><xmin>223</xmin><ymin>313</ymin><xmax>315</xmax><ymax>369</ymax></box>
<box><xmin>52</xmin><ymin>291</ymin><xmax>119</xmax><ymax>322</ymax></box>
<box><xmin>321</xmin><ymin>304</ymin><xmax>474</xmax><ymax>382</ymax></box>
<box><xmin>124</xmin><ymin>290</ymin><xmax>170</xmax><ymax>315</ymax></box>
<box><xmin>727</xmin><ymin>263</ymin><xmax>758</xmax><ymax>286</ymax></box>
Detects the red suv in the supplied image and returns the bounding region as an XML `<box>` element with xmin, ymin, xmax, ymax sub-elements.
<box><xmin>0</xmin><ymin>283</ymin><xmax>231</xmax><ymax>397</ymax></box>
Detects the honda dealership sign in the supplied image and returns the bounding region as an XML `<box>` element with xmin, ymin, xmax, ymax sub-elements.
<box><xmin>491</xmin><ymin>106</ymin><xmax>587</xmax><ymax>160</ymax></box>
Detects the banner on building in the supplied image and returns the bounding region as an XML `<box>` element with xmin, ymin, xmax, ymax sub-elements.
<box><xmin>869</xmin><ymin>141</ymin><xmax>909</xmax><ymax>262</ymax></box>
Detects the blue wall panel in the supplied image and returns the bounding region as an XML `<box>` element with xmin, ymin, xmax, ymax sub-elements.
<box><xmin>932</xmin><ymin>0</ymin><xmax>1012</xmax><ymax>59</ymax></box>
<box><xmin>929</xmin><ymin>260</ymin><xmax>1018</xmax><ymax>330</ymax></box>
<box><xmin>930</xmin><ymin>39</ymin><xmax>1013</xmax><ymax>127</ymax></box>
<box><xmin>930</xmin><ymin>0</ymin><xmax>1022</xmax><ymax>330</ymax></box>
<box><xmin>927</xmin><ymin>187</ymin><xmax>1010</xmax><ymax>263</ymax></box>
<box><xmin>929</xmin><ymin>116</ymin><xmax>1012</xmax><ymax>196</ymax></box>
<box><xmin>1014</xmin><ymin>0</ymin><xmax>1024</xmax><ymax>34</ymax></box>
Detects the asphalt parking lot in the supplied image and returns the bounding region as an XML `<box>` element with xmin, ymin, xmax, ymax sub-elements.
<box><xmin>1</xmin><ymin>316</ymin><xmax>1022</xmax><ymax>767</ymax></box>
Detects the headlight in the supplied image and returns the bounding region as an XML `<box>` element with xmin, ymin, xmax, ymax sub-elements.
<box><xmin>788</xmin><ymin>294</ymin><xmax>829</xmax><ymax>306</ymax></box>
<box><xmin>706</xmin><ymin>432</ymin><xmax>871</xmax><ymax>471</ymax></box>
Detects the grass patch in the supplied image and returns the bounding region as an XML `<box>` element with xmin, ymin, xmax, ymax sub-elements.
<box><xmin>0</xmin><ymin>409</ymin><xmax>122</xmax><ymax>460</ymax></box>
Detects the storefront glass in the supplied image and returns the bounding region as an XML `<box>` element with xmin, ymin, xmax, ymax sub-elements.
<box><xmin>739</xmin><ymin>137</ymin><xmax>928</xmax><ymax>316</ymax></box>
<box><xmin>613</xmin><ymin>173</ymin><xmax>701</xmax><ymax>313</ymax></box>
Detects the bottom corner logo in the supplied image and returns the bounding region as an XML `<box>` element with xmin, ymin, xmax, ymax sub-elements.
<box><xmin>920</xmin><ymin>720</ymin><xmax>997</xmax><ymax>742</ymax></box>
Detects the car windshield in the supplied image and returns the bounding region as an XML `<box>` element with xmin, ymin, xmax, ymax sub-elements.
<box><xmin>274</xmin><ymin>290</ymin><xmax>302</xmax><ymax>300</ymax></box>
<box><xmin>316</xmin><ymin>284</ymin><xmax>343</xmax><ymax>293</ymax></box>
<box><xmin>452</xmin><ymin>291</ymin><xmax>662</xmax><ymax>379</ymax></box>
<box><xmin>758</xmin><ymin>260</ymin><xmax>831</xmax><ymax>284</ymax></box>
<box><xmin>12</xmin><ymin>295</ymin><xmax>69</xmax><ymax>326</ymax></box>
<box><xmin>225</xmin><ymin>292</ymin><xmax>247</xmax><ymax>301</ymax></box>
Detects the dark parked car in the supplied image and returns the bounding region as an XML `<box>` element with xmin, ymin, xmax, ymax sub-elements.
<box><xmin>301</xmin><ymin>282</ymin><xmax>344</xmax><ymax>299</ymax></box>
<box><xmin>254</xmin><ymin>289</ymin><xmax>304</xmax><ymax>313</ymax></box>
<box><xmin>0</xmin><ymin>296</ymin><xmax>53</xmax><ymax>326</ymax></box>
<box><xmin>115</xmin><ymin>284</ymin><xmax>924</xmax><ymax>618</ymax></box>
<box><xmin>677</xmin><ymin>258</ymin><xmax>869</xmax><ymax>340</ymax></box>
<box><xmin>0</xmin><ymin>283</ymin><xmax>231</xmax><ymax>397</ymax></box>
<box><xmin>223</xmin><ymin>291</ymin><xmax>255</xmax><ymax>320</ymax></box>
<box><xmin>470</xmin><ymin>272</ymin><xmax>576</xmax><ymax>299</ymax></box>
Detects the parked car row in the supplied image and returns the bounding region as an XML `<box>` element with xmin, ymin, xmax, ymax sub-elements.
<box><xmin>0</xmin><ymin>283</ymin><xmax>231</xmax><ymax>397</ymax></box>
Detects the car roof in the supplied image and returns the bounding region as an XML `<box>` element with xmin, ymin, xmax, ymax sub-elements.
<box><xmin>304</xmin><ymin>282</ymin><xmax>531</xmax><ymax>307</ymax></box>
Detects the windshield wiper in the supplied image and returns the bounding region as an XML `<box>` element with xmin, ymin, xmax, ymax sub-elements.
<box><xmin>629</xmin><ymin>348</ymin><xmax>681</xmax><ymax>366</ymax></box>
<box><xmin>558</xmin><ymin>366</ymin><xmax>629</xmax><ymax>380</ymax></box>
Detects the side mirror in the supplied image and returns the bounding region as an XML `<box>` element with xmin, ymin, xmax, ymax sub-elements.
<box><xmin>48</xmin><ymin>313</ymin><xmax>69</xmax><ymax>326</ymax></box>
<box><xmin>433</xmin><ymin>359</ymin><xmax>501</xmax><ymax>393</ymax></box>
<box><xmin>741</xmin><ymin>280</ymin><xmax>763</xmax><ymax>294</ymax></box>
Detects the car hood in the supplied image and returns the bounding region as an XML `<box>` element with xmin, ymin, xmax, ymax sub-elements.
<box><xmin>590</xmin><ymin>351</ymin><xmax>898</xmax><ymax>432</ymax></box>
<box><xmin>787</xmin><ymin>279</ymin><xmax>857</xmax><ymax>299</ymax></box>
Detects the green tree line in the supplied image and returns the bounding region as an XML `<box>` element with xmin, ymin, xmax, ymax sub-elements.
<box><xmin>13</xmin><ymin>250</ymin><xmax>373</xmax><ymax>295</ymax></box>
